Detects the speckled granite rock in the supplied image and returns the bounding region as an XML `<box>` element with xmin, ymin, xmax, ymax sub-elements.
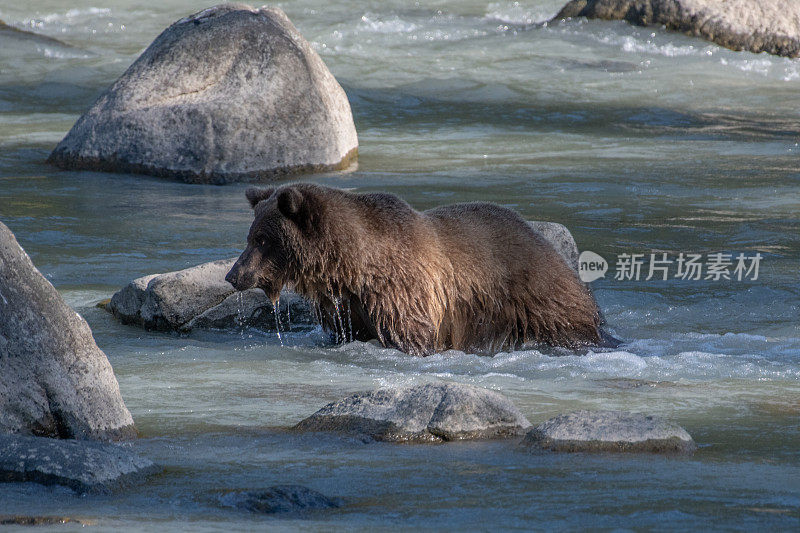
<box><xmin>295</xmin><ymin>383</ymin><xmax>531</xmax><ymax>442</ymax></box>
<box><xmin>218</xmin><ymin>486</ymin><xmax>340</xmax><ymax>514</ymax></box>
<box><xmin>553</xmin><ymin>0</ymin><xmax>800</xmax><ymax>58</ymax></box>
<box><xmin>106</xmin><ymin>258</ymin><xmax>314</xmax><ymax>332</ymax></box>
<box><xmin>0</xmin><ymin>222</ymin><xmax>136</xmax><ymax>441</ymax></box>
<box><xmin>48</xmin><ymin>4</ymin><xmax>358</xmax><ymax>183</ymax></box>
<box><xmin>0</xmin><ymin>434</ymin><xmax>158</xmax><ymax>494</ymax></box>
<box><xmin>522</xmin><ymin>410</ymin><xmax>697</xmax><ymax>454</ymax></box>
<box><xmin>529</xmin><ymin>221</ymin><xmax>579</xmax><ymax>271</ymax></box>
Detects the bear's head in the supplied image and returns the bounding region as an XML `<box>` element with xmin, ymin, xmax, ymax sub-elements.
<box><xmin>225</xmin><ymin>185</ymin><xmax>322</xmax><ymax>301</ymax></box>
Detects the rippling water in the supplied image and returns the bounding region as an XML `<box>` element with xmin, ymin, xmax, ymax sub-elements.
<box><xmin>0</xmin><ymin>1</ymin><xmax>798</xmax><ymax>529</ymax></box>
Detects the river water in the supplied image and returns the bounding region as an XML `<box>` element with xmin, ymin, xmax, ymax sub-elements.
<box><xmin>0</xmin><ymin>0</ymin><xmax>798</xmax><ymax>530</ymax></box>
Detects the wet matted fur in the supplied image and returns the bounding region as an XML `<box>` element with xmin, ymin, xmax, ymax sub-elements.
<box><xmin>226</xmin><ymin>183</ymin><xmax>605</xmax><ymax>356</ymax></box>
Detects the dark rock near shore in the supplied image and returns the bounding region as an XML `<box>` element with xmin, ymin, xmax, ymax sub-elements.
<box><xmin>295</xmin><ymin>383</ymin><xmax>531</xmax><ymax>442</ymax></box>
<box><xmin>218</xmin><ymin>486</ymin><xmax>339</xmax><ymax>514</ymax></box>
<box><xmin>0</xmin><ymin>434</ymin><xmax>158</xmax><ymax>494</ymax></box>
<box><xmin>47</xmin><ymin>4</ymin><xmax>358</xmax><ymax>183</ymax></box>
<box><xmin>106</xmin><ymin>258</ymin><xmax>315</xmax><ymax>332</ymax></box>
<box><xmin>552</xmin><ymin>0</ymin><xmax>800</xmax><ymax>58</ymax></box>
<box><xmin>522</xmin><ymin>410</ymin><xmax>697</xmax><ymax>454</ymax></box>
<box><xmin>0</xmin><ymin>222</ymin><xmax>136</xmax><ymax>441</ymax></box>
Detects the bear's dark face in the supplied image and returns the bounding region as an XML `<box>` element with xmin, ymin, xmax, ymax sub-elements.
<box><xmin>225</xmin><ymin>186</ymin><xmax>312</xmax><ymax>301</ymax></box>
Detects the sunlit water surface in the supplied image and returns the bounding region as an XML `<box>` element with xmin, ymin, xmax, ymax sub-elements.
<box><xmin>0</xmin><ymin>0</ymin><xmax>798</xmax><ymax>530</ymax></box>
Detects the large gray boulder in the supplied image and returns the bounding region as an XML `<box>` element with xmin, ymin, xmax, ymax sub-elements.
<box><xmin>294</xmin><ymin>383</ymin><xmax>532</xmax><ymax>442</ymax></box>
<box><xmin>106</xmin><ymin>258</ymin><xmax>315</xmax><ymax>332</ymax></box>
<box><xmin>553</xmin><ymin>0</ymin><xmax>800</xmax><ymax>58</ymax></box>
<box><xmin>47</xmin><ymin>4</ymin><xmax>358</xmax><ymax>183</ymax></box>
<box><xmin>0</xmin><ymin>434</ymin><xmax>158</xmax><ymax>494</ymax></box>
<box><xmin>522</xmin><ymin>410</ymin><xmax>697</xmax><ymax>454</ymax></box>
<box><xmin>0</xmin><ymin>222</ymin><xmax>136</xmax><ymax>441</ymax></box>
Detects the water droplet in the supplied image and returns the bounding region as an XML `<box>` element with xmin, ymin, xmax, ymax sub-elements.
<box><xmin>273</xmin><ymin>298</ymin><xmax>283</xmax><ymax>346</ymax></box>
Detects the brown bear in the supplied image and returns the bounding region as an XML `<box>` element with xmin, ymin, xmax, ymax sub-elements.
<box><xmin>225</xmin><ymin>183</ymin><xmax>613</xmax><ymax>356</ymax></box>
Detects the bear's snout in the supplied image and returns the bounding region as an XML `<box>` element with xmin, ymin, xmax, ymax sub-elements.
<box><xmin>224</xmin><ymin>267</ymin><xmax>241</xmax><ymax>289</ymax></box>
<box><xmin>226</xmin><ymin>247</ymin><xmax>263</xmax><ymax>292</ymax></box>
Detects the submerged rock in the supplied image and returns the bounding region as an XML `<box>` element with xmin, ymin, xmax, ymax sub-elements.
<box><xmin>0</xmin><ymin>222</ymin><xmax>136</xmax><ymax>441</ymax></box>
<box><xmin>0</xmin><ymin>434</ymin><xmax>158</xmax><ymax>494</ymax></box>
<box><xmin>106</xmin><ymin>258</ymin><xmax>315</xmax><ymax>332</ymax></box>
<box><xmin>47</xmin><ymin>4</ymin><xmax>358</xmax><ymax>183</ymax></box>
<box><xmin>522</xmin><ymin>410</ymin><xmax>697</xmax><ymax>454</ymax></box>
<box><xmin>552</xmin><ymin>0</ymin><xmax>800</xmax><ymax>58</ymax></box>
<box><xmin>294</xmin><ymin>383</ymin><xmax>531</xmax><ymax>442</ymax></box>
<box><xmin>218</xmin><ymin>486</ymin><xmax>339</xmax><ymax>514</ymax></box>
<box><xmin>0</xmin><ymin>19</ymin><xmax>73</xmax><ymax>48</ymax></box>
<box><xmin>596</xmin><ymin>377</ymin><xmax>672</xmax><ymax>389</ymax></box>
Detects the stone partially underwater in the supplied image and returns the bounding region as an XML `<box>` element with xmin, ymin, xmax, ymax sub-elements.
<box><xmin>217</xmin><ymin>486</ymin><xmax>340</xmax><ymax>514</ymax></box>
<box><xmin>0</xmin><ymin>222</ymin><xmax>135</xmax><ymax>441</ymax></box>
<box><xmin>105</xmin><ymin>258</ymin><xmax>315</xmax><ymax>332</ymax></box>
<box><xmin>0</xmin><ymin>435</ymin><xmax>159</xmax><ymax>494</ymax></box>
<box><xmin>0</xmin><ymin>222</ymin><xmax>157</xmax><ymax>494</ymax></box>
<box><xmin>47</xmin><ymin>4</ymin><xmax>358</xmax><ymax>183</ymax></box>
<box><xmin>0</xmin><ymin>19</ymin><xmax>75</xmax><ymax>49</ymax></box>
<box><xmin>294</xmin><ymin>383</ymin><xmax>532</xmax><ymax>443</ymax></box>
<box><xmin>553</xmin><ymin>0</ymin><xmax>800</xmax><ymax>58</ymax></box>
<box><xmin>522</xmin><ymin>410</ymin><xmax>697</xmax><ymax>454</ymax></box>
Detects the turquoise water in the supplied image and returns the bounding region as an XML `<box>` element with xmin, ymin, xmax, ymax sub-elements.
<box><xmin>0</xmin><ymin>1</ymin><xmax>798</xmax><ymax>529</ymax></box>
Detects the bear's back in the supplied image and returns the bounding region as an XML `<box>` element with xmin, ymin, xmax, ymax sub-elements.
<box><xmin>423</xmin><ymin>202</ymin><xmax>598</xmax><ymax>351</ymax></box>
<box><xmin>423</xmin><ymin>202</ymin><xmax>570</xmax><ymax>276</ymax></box>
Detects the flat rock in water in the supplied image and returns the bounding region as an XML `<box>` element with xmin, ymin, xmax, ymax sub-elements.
<box><xmin>0</xmin><ymin>222</ymin><xmax>136</xmax><ymax>441</ymax></box>
<box><xmin>553</xmin><ymin>0</ymin><xmax>800</xmax><ymax>58</ymax></box>
<box><xmin>218</xmin><ymin>486</ymin><xmax>339</xmax><ymax>514</ymax></box>
<box><xmin>522</xmin><ymin>410</ymin><xmax>697</xmax><ymax>454</ymax></box>
<box><xmin>0</xmin><ymin>434</ymin><xmax>159</xmax><ymax>494</ymax></box>
<box><xmin>294</xmin><ymin>383</ymin><xmax>531</xmax><ymax>442</ymax></box>
<box><xmin>47</xmin><ymin>4</ymin><xmax>358</xmax><ymax>183</ymax></box>
<box><xmin>106</xmin><ymin>258</ymin><xmax>314</xmax><ymax>332</ymax></box>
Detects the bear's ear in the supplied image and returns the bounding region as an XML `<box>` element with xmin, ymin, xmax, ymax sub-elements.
<box><xmin>245</xmin><ymin>187</ymin><xmax>275</xmax><ymax>209</ymax></box>
<box><xmin>276</xmin><ymin>188</ymin><xmax>306</xmax><ymax>223</ymax></box>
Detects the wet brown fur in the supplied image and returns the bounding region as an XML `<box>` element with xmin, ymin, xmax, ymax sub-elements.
<box><xmin>226</xmin><ymin>183</ymin><xmax>604</xmax><ymax>356</ymax></box>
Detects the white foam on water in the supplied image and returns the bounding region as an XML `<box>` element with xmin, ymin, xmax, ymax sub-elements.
<box><xmin>28</xmin><ymin>7</ymin><xmax>112</xmax><ymax>27</ymax></box>
<box><xmin>359</xmin><ymin>13</ymin><xmax>418</xmax><ymax>34</ymax></box>
<box><xmin>484</xmin><ymin>1</ymin><xmax>557</xmax><ymax>25</ymax></box>
<box><xmin>39</xmin><ymin>46</ymin><xmax>89</xmax><ymax>59</ymax></box>
<box><xmin>608</xmin><ymin>34</ymin><xmax>716</xmax><ymax>58</ymax></box>
<box><xmin>315</xmin><ymin>334</ymin><xmax>800</xmax><ymax>384</ymax></box>
<box><xmin>719</xmin><ymin>56</ymin><xmax>800</xmax><ymax>81</ymax></box>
